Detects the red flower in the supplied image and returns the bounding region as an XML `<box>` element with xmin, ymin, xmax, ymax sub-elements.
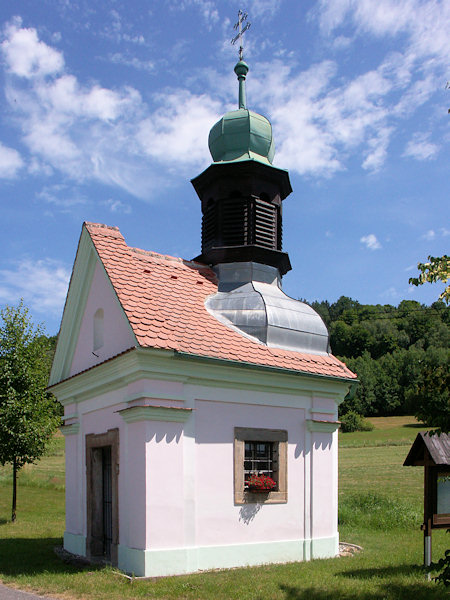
<box><xmin>246</xmin><ymin>474</ymin><xmax>276</xmax><ymax>491</ymax></box>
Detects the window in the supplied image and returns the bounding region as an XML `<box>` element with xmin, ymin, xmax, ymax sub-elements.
<box><xmin>245</xmin><ymin>441</ymin><xmax>274</xmax><ymax>481</ymax></box>
<box><xmin>93</xmin><ymin>308</ymin><xmax>104</xmax><ymax>352</ymax></box>
<box><xmin>234</xmin><ymin>427</ymin><xmax>287</xmax><ymax>504</ymax></box>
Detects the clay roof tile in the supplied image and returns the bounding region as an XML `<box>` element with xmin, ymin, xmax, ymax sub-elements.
<box><xmin>86</xmin><ymin>223</ymin><xmax>356</xmax><ymax>381</ymax></box>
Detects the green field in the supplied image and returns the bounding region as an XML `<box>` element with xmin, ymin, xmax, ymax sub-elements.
<box><xmin>0</xmin><ymin>417</ymin><xmax>447</xmax><ymax>599</ymax></box>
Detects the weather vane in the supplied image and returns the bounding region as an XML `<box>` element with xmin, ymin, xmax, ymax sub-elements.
<box><xmin>231</xmin><ymin>10</ymin><xmax>251</xmax><ymax>61</ymax></box>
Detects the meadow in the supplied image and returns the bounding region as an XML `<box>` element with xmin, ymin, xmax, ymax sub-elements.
<box><xmin>0</xmin><ymin>417</ymin><xmax>447</xmax><ymax>600</ymax></box>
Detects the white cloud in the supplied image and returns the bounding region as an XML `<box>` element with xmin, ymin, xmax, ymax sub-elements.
<box><xmin>36</xmin><ymin>185</ymin><xmax>87</xmax><ymax>208</ymax></box>
<box><xmin>251</xmin><ymin>1</ymin><xmax>282</xmax><ymax>18</ymax></box>
<box><xmin>251</xmin><ymin>59</ymin><xmax>396</xmax><ymax>175</ymax></box>
<box><xmin>403</xmin><ymin>132</ymin><xmax>439</xmax><ymax>161</ymax></box>
<box><xmin>1</xmin><ymin>4</ymin><xmax>448</xmax><ymax>196</ymax></box>
<box><xmin>0</xmin><ymin>258</ymin><xmax>70</xmax><ymax>316</ymax></box>
<box><xmin>1</xmin><ymin>21</ymin><xmax>221</xmax><ymax>199</ymax></box>
<box><xmin>136</xmin><ymin>90</ymin><xmax>220</xmax><ymax>169</ymax></box>
<box><xmin>0</xmin><ymin>142</ymin><xmax>23</xmax><ymax>178</ymax></box>
<box><xmin>421</xmin><ymin>229</ymin><xmax>436</xmax><ymax>241</ymax></box>
<box><xmin>317</xmin><ymin>0</ymin><xmax>450</xmax><ymax>81</ymax></box>
<box><xmin>307</xmin><ymin>0</ymin><xmax>450</xmax><ymax>172</ymax></box>
<box><xmin>380</xmin><ymin>286</ymin><xmax>399</xmax><ymax>300</ymax></box>
<box><xmin>169</xmin><ymin>0</ymin><xmax>219</xmax><ymax>27</ymax></box>
<box><xmin>101</xmin><ymin>9</ymin><xmax>145</xmax><ymax>45</ymax></box>
<box><xmin>103</xmin><ymin>198</ymin><xmax>132</xmax><ymax>214</ymax></box>
<box><xmin>420</xmin><ymin>228</ymin><xmax>450</xmax><ymax>241</ymax></box>
<box><xmin>108</xmin><ymin>53</ymin><xmax>155</xmax><ymax>72</ymax></box>
<box><xmin>360</xmin><ymin>234</ymin><xmax>381</xmax><ymax>250</ymax></box>
<box><xmin>2</xmin><ymin>18</ymin><xmax>64</xmax><ymax>78</ymax></box>
<box><xmin>362</xmin><ymin>127</ymin><xmax>392</xmax><ymax>171</ymax></box>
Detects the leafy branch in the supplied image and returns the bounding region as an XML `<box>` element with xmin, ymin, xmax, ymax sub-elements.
<box><xmin>409</xmin><ymin>255</ymin><xmax>449</xmax><ymax>304</ymax></box>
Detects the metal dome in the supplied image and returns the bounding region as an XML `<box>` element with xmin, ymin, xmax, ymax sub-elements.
<box><xmin>208</xmin><ymin>60</ymin><xmax>275</xmax><ymax>166</ymax></box>
<box><xmin>208</xmin><ymin>108</ymin><xmax>275</xmax><ymax>165</ymax></box>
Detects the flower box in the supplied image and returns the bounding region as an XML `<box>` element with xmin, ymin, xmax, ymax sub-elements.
<box><xmin>246</xmin><ymin>473</ymin><xmax>276</xmax><ymax>492</ymax></box>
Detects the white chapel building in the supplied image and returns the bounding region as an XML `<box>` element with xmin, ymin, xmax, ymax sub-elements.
<box><xmin>49</xmin><ymin>55</ymin><xmax>356</xmax><ymax>577</ymax></box>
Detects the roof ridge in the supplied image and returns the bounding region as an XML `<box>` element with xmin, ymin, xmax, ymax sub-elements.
<box><xmin>130</xmin><ymin>246</ymin><xmax>214</xmax><ymax>272</ymax></box>
<box><xmin>85</xmin><ymin>222</ymin><xmax>120</xmax><ymax>232</ymax></box>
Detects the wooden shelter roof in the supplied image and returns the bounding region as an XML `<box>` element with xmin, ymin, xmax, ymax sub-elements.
<box><xmin>403</xmin><ymin>431</ymin><xmax>450</xmax><ymax>467</ymax></box>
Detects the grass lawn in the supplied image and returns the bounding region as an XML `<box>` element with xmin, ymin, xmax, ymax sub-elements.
<box><xmin>0</xmin><ymin>417</ymin><xmax>447</xmax><ymax>600</ymax></box>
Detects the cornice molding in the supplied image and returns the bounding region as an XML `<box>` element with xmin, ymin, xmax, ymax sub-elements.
<box><xmin>60</xmin><ymin>423</ymin><xmax>80</xmax><ymax>436</ymax></box>
<box><xmin>118</xmin><ymin>405</ymin><xmax>192</xmax><ymax>423</ymax></box>
<box><xmin>306</xmin><ymin>419</ymin><xmax>340</xmax><ymax>433</ymax></box>
<box><xmin>50</xmin><ymin>347</ymin><xmax>352</xmax><ymax>407</ymax></box>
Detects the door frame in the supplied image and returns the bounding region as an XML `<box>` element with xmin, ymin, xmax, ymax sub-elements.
<box><xmin>85</xmin><ymin>428</ymin><xmax>119</xmax><ymax>564</ymax></box>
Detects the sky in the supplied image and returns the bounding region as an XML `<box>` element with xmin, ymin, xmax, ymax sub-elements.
<box><xmin>0</xmin><ymin>0</ymin><xmax>449</xmax><ymax>336</ymax></box>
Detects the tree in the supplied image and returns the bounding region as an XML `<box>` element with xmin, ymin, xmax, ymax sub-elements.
<box><xmin>405</xmin><ymin>347</ymin><xmax>450</xmax><ymax>432</ymax></box>
<box><xmin>409</xmin><ymin>255</ymin><xmax>449</xmax><ymax>304</ymax></box>
<box><xmin>0</xmin><ymin>302</ymin><xmax>61</xmax><ymax>521</ymax></box>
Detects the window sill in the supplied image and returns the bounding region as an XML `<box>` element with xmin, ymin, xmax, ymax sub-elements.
<box><xmin>235</xmin><ymin>490</ymin><xmax>288</xmax><ymax>505</ymax></box>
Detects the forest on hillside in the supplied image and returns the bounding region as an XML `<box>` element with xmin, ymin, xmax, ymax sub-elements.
<box><xmin>309</xmin><ymin>297</ymin><xmax>449</xmax><ymax>426</ymax></box>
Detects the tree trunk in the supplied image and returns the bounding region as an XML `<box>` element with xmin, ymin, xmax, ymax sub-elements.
<box><xmin>12</xmin><ymin>457</ymin><xmax>17</xmax><ymax>522</ymax></box>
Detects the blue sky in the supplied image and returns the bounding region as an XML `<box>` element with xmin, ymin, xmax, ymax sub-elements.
<box><xmin>0</xmin><ymin>0</ymin><xmax>449</xmax><ymax>335</ymax></box>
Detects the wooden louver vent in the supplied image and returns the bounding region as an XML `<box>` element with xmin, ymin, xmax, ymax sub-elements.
<box><xmin>253</xmin><ymin>199</ymin><xmax>278</xmax><ymax>250</ymax></box>
<box><xmin>202</xmin><ymin>196</ymin><xmax>281</xmax><ymax>253</ymax></box>
<box><xmin>202</xmin><ymin>201</ymin><xmax>217</xmax><ymax>252</ymax></box>
<box><xmin>221</xmin><ymin>197</ymin><xmax>247</xmax><ymax>247</ymax></box>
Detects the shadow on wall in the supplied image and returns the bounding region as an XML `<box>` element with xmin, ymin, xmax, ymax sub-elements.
<box><xmin>313</xmin><ymin>437</ymin><xmax>332</xmax><ymax>451</ymax></box>
<box><xmin>239</xmin><ymin>502</ymin><xmax>262</xmax><ymax>525</ymax></box>
<box><xmin>147</xmin><ymin>430</ymin><xmax>182</xmax><ymax>444</ymax></box>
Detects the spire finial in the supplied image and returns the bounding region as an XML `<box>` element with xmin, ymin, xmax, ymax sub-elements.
<box><xmin>231</xmin><ymin>11</ymin><xmax>251</xmax><ymax>109</ymax></box>
<box><xmin>231</xmin><ymin>10</ymin><xmax>251</xmax><ymax>62</ymax></box>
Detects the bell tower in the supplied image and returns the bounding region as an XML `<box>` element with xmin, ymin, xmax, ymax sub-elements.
<box><xmin>191</xmin><ymin>14</ymin><xmax>329</xmax><ymax>356</ymax></box>
<box><xmin>192</xmin><ymin>58</ymin><xmax>292</xmax><ymax>275</ymax></box>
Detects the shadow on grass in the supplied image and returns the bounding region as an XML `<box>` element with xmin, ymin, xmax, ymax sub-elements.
<box><xmin>339</xmin><ymin>563</ymin><xmax>424</xmax><ymax>579</ymax></box>
<box><xmin>277</xmin><ymin>579</ymin><xmax>442</xmax><ymax>600</ymax></box>
<box><xmin>269</xmin><ymin>564</ymin><xmax>443</xmax><ymax>600</ymax></box>
<box><xmin>276</xmin><ymin>569</ymin><xmax>447</xmax><ymax>600</ymax></box>
<box><xmin>0</xmin><ymin>538</ymin><xmax>100</xmax><ymax>576</ymax></box>
<box><xmin>403</xmin><ymin>423</ymin><xmax>427</xmax><ymax>429</ymax></box>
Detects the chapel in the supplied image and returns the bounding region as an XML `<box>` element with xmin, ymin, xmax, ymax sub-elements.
<box><xmin>49</xmin><ymin>46</ymin><xmax>356</xmax><ymax>577</ymax></box>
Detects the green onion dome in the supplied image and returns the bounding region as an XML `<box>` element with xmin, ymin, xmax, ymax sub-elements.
<box><xmin>208</xmin><ymin>61</ymin><xmax>275</xmax><ymax>165</ymax></box>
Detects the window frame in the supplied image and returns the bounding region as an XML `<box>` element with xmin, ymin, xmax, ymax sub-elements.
<box><xmin>234</xmin><ymin>427</ymin><xmax>287</xmax><ymax>504</ymax></box>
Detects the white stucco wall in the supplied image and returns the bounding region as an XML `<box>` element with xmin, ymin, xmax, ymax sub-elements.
<box><xmin>58</xmin><ymin>352</ymin><xmax>346</xmax><ymax>576</ymax></box>
<box><xmin>69</xmin><ymin>261</ymin><xmax>135</xmax><ymax>377</ymax></box>
<box><xmin>194</xmin><ymin>398</ymin><xmax>306</xmax><ymax>545</ymax></box>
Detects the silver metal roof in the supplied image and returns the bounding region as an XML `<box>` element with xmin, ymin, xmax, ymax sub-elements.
<box><xmin>206</xmin><ymin>262</ymin><xmax>330</xmax><ymax>355</ymax></box>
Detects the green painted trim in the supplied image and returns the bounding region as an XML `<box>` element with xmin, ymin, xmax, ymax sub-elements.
<box><xmin>174</xmin><ymin>350</ymin><xmax>355</xmax><ymax>384</ymax></box>
<box><xmin>60</xmin><ymin>423</ymin><xmax>80</xmax><ymax>436</ymax></box>
<box><xmin>118</xmin><ymin>538</ymin><xmax>312</xmax><ymax>577</ymax></box>
<box><xmin>118</xmin><ymin>405</ymin><xmax>192</xmax><ymax>423</ymax></box>
<box><xmin>50</xmin><ymin>228</ymin><xmax>97</xmax><ymax>385</ymax></box>
<box><xmin>118</xmin><ymin>536</ymin><xmax>339</xmax><ymax>577</ymax></box>
<box><xmin>64</xmin><ymin>532</ymin><xmax>86</xmax><ymax>556</ymax></box>
<box><xmin>61</xmin><ymin>413</ymin><xmax>77</xmax><ymax>421</ymax></box>
<box><xmin>311</xmin><ymin>535</ymin><xmax>339</xmax><ymax>559</ymax></box>
<box><xmin>309</xmin><ymin>407</ymin><xmax>336</xmax><ymax>415</ymax></box>
<box><xmin>50</xmin><ymin>347</ymin><xmax>351</xmax><ymax>407</ymax></box>
<box><xmin>306</xmin><ymin>420</ymin><xmax>340</xmax><ymax>433</ymax></box>
<box><xmin>125</xmin><ymin>392</ymin><xmax>185</xmax><ymax>403</ymax></box>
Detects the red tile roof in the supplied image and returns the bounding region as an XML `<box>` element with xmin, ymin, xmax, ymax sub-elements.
<box><xmin>85</xmin><ymin>222</ymin><xmax>356</xmax><ymax>380</ymax></box>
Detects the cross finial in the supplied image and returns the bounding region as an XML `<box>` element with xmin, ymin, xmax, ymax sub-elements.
<box><xmin>231</xmin><ymin>10</ymin><xmax>251</xmax><ymax>61</ymax></box>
